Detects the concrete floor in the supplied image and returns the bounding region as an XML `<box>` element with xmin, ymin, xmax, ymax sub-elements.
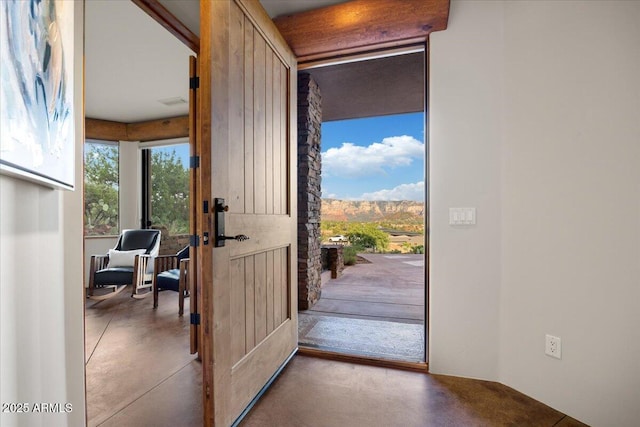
<box><xmin>241</xmin><ymin>356</ymin><xmax>588</xmax><ymax>427</ymax></box>
<box><xmin>85</xmin><ymin>289</ymin><xmax>200</xmax><ymax>426</ymax></box>
<box><xmin>84</xmin><ymin>281</ymin><xmax>587</xmax><ymax>426</ymax></box>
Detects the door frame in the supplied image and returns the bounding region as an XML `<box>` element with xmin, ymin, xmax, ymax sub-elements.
<box><xmin>296</xmin><ymin>43</ymin><xmax>430</xmax><ymax>372</ymax></box>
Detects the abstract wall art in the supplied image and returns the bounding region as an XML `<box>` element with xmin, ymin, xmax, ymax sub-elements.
<box><xmin>0</xmin><ymin>0</ymin><xmax>75</xmax><ymax>190</ymax></box>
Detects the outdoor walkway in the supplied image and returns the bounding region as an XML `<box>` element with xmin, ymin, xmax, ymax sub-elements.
<box><xmin>298</xmin><ymin>254</ymin><xmax>426</xmax><ymax>362</ymax></box>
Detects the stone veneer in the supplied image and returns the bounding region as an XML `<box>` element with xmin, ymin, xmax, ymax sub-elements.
<box><xmin>322</xmin><ymin>245</ymin><xmax>345</xmax><ymax>279</ymax></box>
<box><xmin>153</xmin><ymin>227</ymin><xmax>190</xmax><ymax>256</ymax></box>
<box><xmin>297</xmin><ymin>73</ymin><xmax>322</xmax><ymax>310</ymax></box>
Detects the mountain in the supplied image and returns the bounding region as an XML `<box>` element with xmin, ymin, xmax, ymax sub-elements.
<box><xmin>321</xmin><ymin>199</ymin><xmax>424</xmax><ymax>222</ymax></box>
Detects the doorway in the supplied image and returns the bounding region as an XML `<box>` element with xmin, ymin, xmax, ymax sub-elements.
<box><xmin>82</xmin><ymin>1</ymin><xmax>200</xmax><ymax>424</ymax></box>
<box><xmin>296</xmin><ymin>48</ymin><xmax>428</xmax><ymax>367</ymax></box>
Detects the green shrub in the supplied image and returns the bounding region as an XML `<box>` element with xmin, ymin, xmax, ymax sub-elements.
<box><xmin>411</xmin><ymin>245</ymin><xmax>425</xmax><ymax>254</ymax></box>
<box><xmin>343</xmin><ymin>246</ymin><xmax>360</xmax><ymax>266</ymax></box>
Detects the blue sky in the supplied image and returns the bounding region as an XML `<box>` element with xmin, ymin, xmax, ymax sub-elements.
<box><xmin>153</xmin><ymin>143</ymin><xmax>190</xmax><ymax>167</ymax></box>
<box><xmin>321</xmin><ymin>112</ymin><xmax>425</xmax><ymax>201</ymax></box>
<box><xmin>154</xmin><ymin>112</ymin><xmax>425</xmax><ymax>202</ymax></box>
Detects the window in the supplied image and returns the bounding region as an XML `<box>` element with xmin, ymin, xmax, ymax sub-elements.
<box><xmin>84</xmin><ymin>140</ymin><xmax>119</xmax><ymax>236</ymax></box>
<box><xmin>142</xmin><ymin>144</ymin><xmax>190</xmax><ymax>235</ymax></box>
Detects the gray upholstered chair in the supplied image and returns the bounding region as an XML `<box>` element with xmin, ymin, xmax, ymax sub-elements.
<box><xmin>88</xmin><ymin>229</ymin><xmax>161</xmax><ymax>300</ymax></box>
<box><xmin>153</xmin><ymin>246</ymin><xmax>190</xmax><ymax>316</ymax></box>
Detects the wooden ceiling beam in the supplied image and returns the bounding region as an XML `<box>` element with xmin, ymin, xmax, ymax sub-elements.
<box><xmin>273</xmin><ymin>0</ymin><xmax>450</xmax><ymax>62</ymax></box>
<box><xmin>126</xmin><ymin>115</ymin><xmax>190</xmax><ymax>142</ymax></box>
<box><xmin>85</xmin><ymin>116</ymin><xmax>189</xmax><ymax>142</ymax></box>
<box><xmin>85</xmin><ymin>118</ymin><xmax>128</xmax><ymax>141</ymax></box>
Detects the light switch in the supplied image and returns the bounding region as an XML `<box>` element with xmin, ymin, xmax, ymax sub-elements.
<box><xmin>465</xmin><ymin>208</ymin><xmax>476</xmax><ymax>224</ymax></box>
<box><xmin>449</xmin><ymin>207</ymin><xmax>476</xmax><ymax>225</ymax></box>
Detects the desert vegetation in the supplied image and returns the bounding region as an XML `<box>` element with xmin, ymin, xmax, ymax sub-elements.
<box><xmin>321</xmin><ymin>199</ymin><xmax>425</xmax><ymax>254</ymax></box>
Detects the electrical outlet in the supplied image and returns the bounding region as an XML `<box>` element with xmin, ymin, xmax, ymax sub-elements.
<box><xmin>545</xmin><ymin>334</ymin><xmax>562</xmax><ymax>359</ymax></box>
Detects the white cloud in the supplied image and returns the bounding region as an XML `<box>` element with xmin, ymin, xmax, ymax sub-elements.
<box><xmin>357</xmin><ymin>181</ymin><xmax>425</xmax><ymax>201</ymax></box>
<box><xmin>322</xmin><ymin>135</ymin><xmax>424</xmax><ymax>178</ymax></box>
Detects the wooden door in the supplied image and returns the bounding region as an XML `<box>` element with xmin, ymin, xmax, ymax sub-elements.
<box><xmin>200</xmin><ymin>1</ymin><xmax>297</xmax><ymax>425</ymax></box>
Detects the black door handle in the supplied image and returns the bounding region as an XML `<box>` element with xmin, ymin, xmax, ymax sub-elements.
<box><xmin>219</xmin><ymin>234</ymin><xmax>250</xmax><ymax>242</ymax></box>
<box><xmin>214</xmin><ymin>198</ymin><xmax>250</xmax><ymax>247</ymax></box>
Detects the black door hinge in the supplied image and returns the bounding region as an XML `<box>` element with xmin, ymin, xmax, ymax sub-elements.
<box><xmin>189</xmin><ymin>76</ymin><xmax>200</xmax><ymax>90</ymax></box>
<box><xmin>189</xmin><ymin>156</ymin><xmax>200</xmax><ymax>169</ymax></box>
<box><xmin>190</xmin><ymin>313</ymin><xmax>201</xmax><ymax>325</ymax></box>
<box><xmin>190</xmin><ymin>234</ymin><xmax>200</xmax><ymax>247</ymax></box>
<box><xmin>203</xmin><ymin>200</ymin><xmax>209</xmax><ymax>214</ymax></box>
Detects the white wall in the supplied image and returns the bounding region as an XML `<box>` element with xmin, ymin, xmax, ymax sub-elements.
<box><xmin>430</xmin><ymin>1</ymin><xmax>640</xmax><ymax>425</ymax></box>
<box><xmin>0</xmin><ymin>2</ymin><xmax>86</xmax><ymax>426</ymax></box>
<box><xmin>119</xmin><ymin>141</ymin><xmax>141</xmax><ymax>230</ymax></box>
<box><xmin>429</xmin><ymin>0</ymin><xmax>504</xmax><ymax>381</ymax></box>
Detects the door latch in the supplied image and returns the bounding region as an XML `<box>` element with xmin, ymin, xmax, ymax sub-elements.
<box><xmin>214</xmin><ymin>198</ymin><xmax>250</xmax><ymax>247</ymax></box>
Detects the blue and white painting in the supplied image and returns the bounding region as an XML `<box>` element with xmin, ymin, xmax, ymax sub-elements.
<box><xmin>0</xmin><ymin>0</ymin><xmax>75</xmax><ymax>189</ymax></box>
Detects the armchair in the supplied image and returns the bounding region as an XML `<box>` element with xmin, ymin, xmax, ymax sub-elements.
<box><xmin>88</xmin><ymin>229</ymin><xmax>161</xmax><ymax>300</ymax></box>
<box><xmin>153</xmin><ymin>246</ymin><xmax>190</xmax><ymax>316</ymax></box>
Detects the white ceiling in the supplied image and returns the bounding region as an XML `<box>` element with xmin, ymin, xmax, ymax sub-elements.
<box><xmin>85</xmin><ymin>0</ymin><xmax>194</xmax><ymax>122</ymax></box>
<box><xmin>85</xmin><ymin>0</ymin><xmax>346</xmax><ymax>123</ymax></box>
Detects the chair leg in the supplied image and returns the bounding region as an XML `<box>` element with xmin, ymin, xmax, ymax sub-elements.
<box><xmin>154</xmin><ymin>284</ymin><xmax>159</xmax><ymax>309</ymax></box>
<box><xmin>178</xmin><ymin>289</ymin><xmax>184</xmax><ymax>317</ymax></box>
<box><xmin>178</xmin><ymin>259</ymin><xmax>188</xmax><ymax>317</ymax></box>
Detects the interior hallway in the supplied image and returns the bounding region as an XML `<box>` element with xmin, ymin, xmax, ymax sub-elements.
<box><xmin>85</xmin><ymin>288</ymin><xmax>586</xmax><ymax>426</ymax></box>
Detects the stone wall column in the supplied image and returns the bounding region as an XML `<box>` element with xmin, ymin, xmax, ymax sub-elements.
<box><xmin>297</xmin><ymin>73</ymin><xmax>322</xmax><ymax>310</ymax></box>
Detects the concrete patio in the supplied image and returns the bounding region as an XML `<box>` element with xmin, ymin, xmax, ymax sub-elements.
<box><xmin>298</xmin><ymin>253</ymin><xmax>426</xmax><ymax>362</ymax></box>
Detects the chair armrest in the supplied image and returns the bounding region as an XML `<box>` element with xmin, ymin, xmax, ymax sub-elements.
<box><xmin>179</xmin><ymin>258</ymin><xmax>190</xmax><ymax>278</ymax></box>
<box><xmin>90</xmin><ymin>254</ymin><xmax>110</xmax><ymax>270</ymax></box>
<box><xmin>132</xmin><ymin>254</ymin><xmax>153</xmax><ymax>283</ymax></box>
<box><xmin>88</xmin><ymin>255</ymin><xmax>110</xmax><ymax>294</ymax></box>
<box><xmin>154</xmin><ymin>255</ymin><xmax>178</xmax><ymax>274</ymax></box>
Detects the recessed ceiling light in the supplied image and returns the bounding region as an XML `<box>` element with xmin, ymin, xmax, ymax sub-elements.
<box><xmin>158</xmin><ymin>97</ymin><xmax>187</xmax><ymax>107</ymax></box>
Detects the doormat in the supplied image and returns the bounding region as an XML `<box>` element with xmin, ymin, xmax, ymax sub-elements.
<box><xmin>298</xmin><ymin>313</ymin><xmax>424</xmax><ymax>362</ymax></box>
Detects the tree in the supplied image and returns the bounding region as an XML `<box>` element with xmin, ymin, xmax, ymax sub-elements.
<box><xmin>346</xmin><ymin>223</ymin><xmax>389</xmax><ymax>252</ymax></box>
<box><xmin>84</xmin><ymin>143</ymin><xmax>119</xmax><ymax>236</ymax></box>
<box><xmin>150</xmin><ymin>150</ymin><xmax>189</xmax><ymax>235</ymax></box>
<box><xmin>83</xmin><ymin>144</ymin><xmax>190</xmax><ymax>237</ymax></box>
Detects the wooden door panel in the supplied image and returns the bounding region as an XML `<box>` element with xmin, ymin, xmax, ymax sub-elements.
<box><xmin>229</xmin><ymin>15</ymin><xmax>290</xmax><ymax>218</ymax></box>
<box><xmin>243</xmin><ymin>18</ymin><xmax>255</xmax><ymax>215</ymax></box>
<box><xmin>279</xmin><ymin>61</ymin><xmax>289</xmax><ymax>215</ymax></box>
<box><xmin>202</xmin><ymin>0</ymin><xmax>297</xmax><ymax>424</ymax></box>
<box><xmin>253</xmin><ymin>37</ymin><xmax>267</xmax><ymax>215</ymax></box>
<box><xmin>228</xmin><ymin>7</ymin><xmax>245</xmax><ymax>216</ymax></box>
<box><xmin>228</xmin><ymin>246</ymin><xmax>291</xmax><ymax>362</ymax></box>
<box><xmin>230</xmin><ymin>314</ymin><xmax>295</xmax><ymax>415</ymax></box>
<box><xmin>229</xmin><ymin>257</ymin><xmax>246</xmax><ymax>364</ymax></box>
<box><xmin>266</xmin><ymin>249</ymin><xmax>275</xmax><ymax>334</ymax></box>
